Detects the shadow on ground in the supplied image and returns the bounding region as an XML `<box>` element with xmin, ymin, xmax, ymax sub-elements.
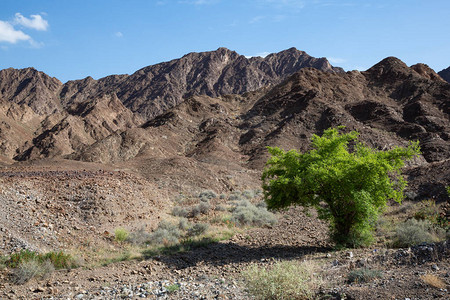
<box><xmin>143</xmin><ymin>239</ymin><xmax>331</xmax><ymax>270</ymax></box>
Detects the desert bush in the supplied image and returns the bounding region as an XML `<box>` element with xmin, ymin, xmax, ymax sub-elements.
<box><xmin>149</xmin><ymin>221</ymin><xmax>181</xmax><ymax>246</ymax></box>
<box><xmin>7</xmin><ymin>249</ymin><xmax>39</xmax><ymax>268</ymax></box>
<box><xmin>0</xmin><ymin>255</ymin><xmax>7</xmax><ymax>269</ymax></box>
<box><xmin>262</xmin><ymin>127</ymin><xmax>420</xmax><ymax>248</ymax></box>
<box><xmin>219</xmin><ymin>193</ymin><xmax>226</xmax><ymax>199</ymax></box>
<box><xmin>178</xmin><ymin>218</ymin><xmax>190</xmax><ymax>230</ymax></box>
<box><xmin>7</xmin><ymin>250</ymin><xmax>75</xmax><ymax>269</ymax></box>
<box><xmin>198</xmin><ymin>190</ymin><xmax>217</xmax><ymax>201</ymax></box>
<box><xmin>186</xmin><ymin>223</ymin><xmax>209</xmax><ymax>237</ymax></box>
<box><xmin>414</xmin><ymin>199</ymin><xmax>439</xmax><ymax>222</ymax></box>
<box><xmin>414</xmin><ymin>199</ymin><xmax>449</xmax><ymax>230</ymax></box>
<box><xmin>228</xmin><ymin>191</ymin><xmax>243</xmax><ymax>201</ymax></box>
<box><xmin>231</xmin><ymin>199</ymin><xmax>277</xmax><ymax>227</ymax></box>
<box><xmin>41</xmin><ymin>251</ymin><xmax>74</xmax><ymax>269</ymax></box>
<box><xmin>128</xmin><ymin>228</ymin><xmax>152</xmax><ymax>246</ymax></box>
<box><xmin>12</xmin><ymin>260</ymin><xmax>54</xmax><ymax>284</ymax></box>
<box><xmin>172</xmin><ymin>206</ymin><xmax>189</xmax><ymax>217</ymax></box>
<box><xmin>421</xmin><ymin>274</ymin><xmax>447</xmax><ymax>289</ymax></box>
<box><xmin>242</xmin><ymin>260</ymin><xmax>319</xmax><ymax>300</ymax></box>
<box><xmin>242</xmin><ymin>189</ymin><xmax>256</xmax><ymax>199</ymax></box>
<box><xmin>166</xmin><ymin>283</ymin><xmax>181</xmax><ymax>293</ymax></box>
<box><xmin>393</xmin><ymin>219</ymin><xmax>445</xmax><ymax>247</ymax></box>
<box><xmin>214</xmin><ymin>204</ymin><xmax>227</xmax><ymax>211</ymax></box>
<box><xmin>6</xmin><ymin>250</ymin><xmax>75</xmax><ymax>284</ymax></box>
<box><xmin>114</xmin><ymin>228</ymin><xmax>129</xmax><ymax>243</ymax></box>
<box><xmin>190</xmin><ymin>201</ymin><xmax>211</xmax><ymax>217</ymax></box>
<box><xmin>347</xmin><ymin>268</ymin><xmax>382</xmax><ymax>283</ymax></box>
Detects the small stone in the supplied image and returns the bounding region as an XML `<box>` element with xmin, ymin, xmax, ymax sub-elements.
<box><xmin>33</xmin><ymin>287</ymin><xmax>45</xmax><ymax>293</ymax></box>
<box><xmin>347</xmin><ymin>251</ymin><xmax>354</xmax><ymax>258</ymax></box>
<box><xmin>431</xmin><ymin>264</ymin><xmax>439</xmax><ymax>271</ymax></box>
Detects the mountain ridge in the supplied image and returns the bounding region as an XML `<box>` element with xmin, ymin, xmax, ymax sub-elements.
<box><xmin>0</xmin><ymin>47</ymin><xmax>343</xmax><ymax>120</ymax></box>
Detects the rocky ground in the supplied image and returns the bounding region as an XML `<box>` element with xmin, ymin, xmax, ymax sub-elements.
<box><xmin>0</xmin><ymin>52</ymin><xmax>449</xmax><ymax>299</ymax></box>
<box><xmin>0</xmin><ymin>185</ymin><xmax>448</xmax><ymax>299</ymax></box>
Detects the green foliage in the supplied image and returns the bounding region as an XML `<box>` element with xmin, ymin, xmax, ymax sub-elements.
<box><xmin>347</xmin><ymin>268</ymin><xmax>382</xmax><ymax>283</ymax></box>
<box><xmin>114</xmin><ymin>228</ymin><xmax>130</xmax><ymax>243</ymax></box>
<box><xmin>166</xmin><ymin>283</ymin><xmax>181</xmax><ymax>293</ymax></box>
<box><xmin>7</xmin><ymin>249</ymin><xmax>39</xmax><ymax>268</ymax></box>
<box><xmin>40</xmin><ymin>251</ymin><xmax>74</xmax><ymax>269</ymax></box>
<box><xmin>6</xmin><ymin>250</ymin><xmax>75</xmax><ymax>269</ymax></box>
<box><xmin>413</xmin><ymin>199</ymin><xmax>449</xmax><ymax>229</ymax></box>
<box><xmin>231</xmin><ymin>199</ymin><xmax>277</xmax><ymax>227</ymax></box>
<box><xmin>5</xmin><ymin>250</ymin><xmax>76</xmax><ymax>284</ymax></box>
<box><xmin>262</xmin><ymin>127</ymin><xmax>420</xmax><ymax>247</ymax></box>
<box><xmin>242</xmin><ymin>260</ymin><xmax>319</xmax><ymax>299</ymax></box>
<box><xmin>393</xmin><ymin>218</ymin><xmax>445</xmax><ymax>247</ymax></box>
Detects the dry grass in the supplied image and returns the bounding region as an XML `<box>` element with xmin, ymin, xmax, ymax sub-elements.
<box><xmin>420</xmin><ymin>274</ymin><xmax>446</xmax><ymax>289</ymax></box>
<box><xmin>242</xmin><ymin>260</ymin><xmax>321</xmax><ymax>300</ymax></box>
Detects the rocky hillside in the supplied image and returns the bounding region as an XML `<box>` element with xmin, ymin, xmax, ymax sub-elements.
<box><xmin>0</xmin><ymin>47</ymin><xmax>342</xmax><ymax>119</ymax></box>
<box><xmin>60</xmin><ymin>47</ymin><xmax>343</xmax><ymax>119</ymax></box>
<box><xmin>438</xmin><ymin>66</ymin><xmax>450</xmax><ymax>83</ymax></box>
<box><xmin>0</xmin><ymin>68</ymin><xmax>62</xmax><ymax>115</ymax></box>
<box><xmin>0</xmin><ymin>51</ymin><xmax>448</xmax><ymax>201</ymax></box>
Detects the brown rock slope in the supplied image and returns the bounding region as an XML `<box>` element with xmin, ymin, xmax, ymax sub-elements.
<box><xmin>14</xmin><ymin>94</ymin><xmax>143</xmax><ymax>161</ymax></box>
<box><xmin>72</xmin><ymin>57</ymin><xmax>449</xmax><ymax>198</ymax></box>
<box><xmin>60</xmin><ymin>47</ymin><xmax>343</xmax><ymax>119</ymax></box>
<box><xmin>0</xmin><ymin>68</ymin><xmax>62</xmax><ymax>115</ymax></box>
<box><xmin>438</xmin><ymin>66</ymin><xmax>450</xmax><ymax>83</ymax></box>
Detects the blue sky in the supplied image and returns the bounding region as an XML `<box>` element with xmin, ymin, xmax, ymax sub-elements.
<box><xmin>0</xmin><ymin>0</ymin><xmax>449</xmax><ymax>83</ymax></box>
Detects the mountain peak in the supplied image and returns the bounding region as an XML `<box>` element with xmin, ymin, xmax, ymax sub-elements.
<box><xmin>438</xmin><ymin>66</ymin><xmax>450</xmax><ymax>83</ymax></box>
<box><xmin>364</xmin><ymin>56</ymin><xmax>411</xmax><ymax>80</ymax></box>
<box><xmin>411</xmin><ymin>63</ymin><xmax>445</xmax><ymax>82</ymax></box>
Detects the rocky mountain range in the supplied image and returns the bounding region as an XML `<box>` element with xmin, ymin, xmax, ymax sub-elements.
<box><xmin>0</xmin><ymin>48</ymin><xmax>449</xmax><ymax>201</ymax></box>
<box><xmin>0</xmin><ymin>47</ymin><xmax>342</xmax><ymax>120</ymax></box>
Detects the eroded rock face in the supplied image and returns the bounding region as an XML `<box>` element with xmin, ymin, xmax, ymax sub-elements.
<box><xmin>0</xmin><ymin>68</ymin><xmax>62</xmax><ymax>115</ymax></box>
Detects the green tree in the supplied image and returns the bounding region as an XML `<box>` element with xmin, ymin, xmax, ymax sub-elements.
<box><xmin>262</xmin><ymin>127</ymin><xmax>420</xmax><ymax>247</ymax></box>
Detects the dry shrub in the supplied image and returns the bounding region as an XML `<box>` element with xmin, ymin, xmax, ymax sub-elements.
<box><xmin>242</xmin><ymin>260</ymin><xmax>319</xmax><ymax>299</ymax></box>
<box><xmin>393</xmin><ymin>218</ymin><xmax>445</xmax><ymax>247</ymax></box>
<box><xmin>231</xmin><ymin>199</ymin><xmax>277</xmax><ymax>227</ymax></box>
<box><xmin>421</xmin><ymin>274</ymin><xmax>446</xmax><ymax>289</ymax></box>
<box><xmin>347</xmin><ymin>268</ymin><xmax>383</xmax><ymax>283</ymax></box>
<box><xmin>149</xmin><ymin>221</ymin><xmax>181</xmax><ymax>246</ymax></box>
<box><xmin>12</xmin><ymin>260</ymin><xmax>54</xmax><ymax>284</ymax></box>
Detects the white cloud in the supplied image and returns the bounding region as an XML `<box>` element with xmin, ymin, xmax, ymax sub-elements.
<box><xmin>245</xmin><ymin>51</ymin><xmax>271</xmax><ymax>58</ymax></box>
<box><xmin>256</xmin><ymin>51</ymin><xmax>271</xmax><ymax>58</ymax></box>
<box><xmin>249</xmin><ymin>16</ymin><xmax>265</xmax><ymax>24</ymax></box>
<box><xmin>14</xmin><ymin>13</ymin><xmax>49</xmax><ymax>31</ymax></box>
<box><xmin>179</xmin><ymin>0</ymin><xmax>219</xmax><ymax>5</ymax></box>
<box><xmin>115</xmin><ymin>31</ymin><xmax>123</xmax><ymax>38</ymax></box>
<box><xmin>327</xmin><ymin>57</ymin><xmax>346</xmax><ymax>64</ymax></box>
<box><xmin>0</xmin><ymin>20</ymin><xmax>31</xmax><ymax>43</ymax></box>
<box><xmin>261</xmin><ymin>0</ymin><xmax>305</xmax><ymax>10</ymax></box>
